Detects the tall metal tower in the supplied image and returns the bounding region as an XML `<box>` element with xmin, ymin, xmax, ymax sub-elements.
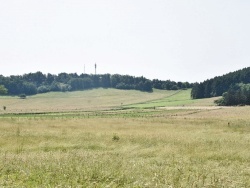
<box><xmin>95</xmin><ymin>63</ymin><xmax>97</xmax><ymax>75</ymax></box>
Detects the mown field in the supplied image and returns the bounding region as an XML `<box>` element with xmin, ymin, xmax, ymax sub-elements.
<box><xmin>0</xmin><ymin>89</ymin><xmax>249</xmax><ymax>187</ymax></box>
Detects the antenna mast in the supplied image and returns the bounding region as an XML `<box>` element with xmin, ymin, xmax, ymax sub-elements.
<box><xmin>95</xmin><ymin>63</ymin><xmax>97</xmax><ymax>75</ymax></box>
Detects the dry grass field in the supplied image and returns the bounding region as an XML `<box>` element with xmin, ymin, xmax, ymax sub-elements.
<box><xmin>0</xmin><ymin>89</ymin><xmax>250</xmax><ymax>187</ymax></box>
<box><xmin>0</xmin><ymin>88</ymin><xmax>178</xmax><ymax>113</ymax></box>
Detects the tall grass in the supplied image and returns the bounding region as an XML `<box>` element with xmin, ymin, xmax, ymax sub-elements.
<box><xmin>0</xmin><ymin>106</ymin><xmax>250</xmax><ymax>187</ymax></box>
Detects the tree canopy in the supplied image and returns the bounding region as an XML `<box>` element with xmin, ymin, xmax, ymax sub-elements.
<box><xmin>191</xmin><ymin>67</ymin><xmax>250</xmax><ymax>99</ymax></box>
<box><xmin>190</xmin><ymin>67</ymin><xmax>250</xmax><ymax>106</ymax></box>
<box><xmin>0</xmin><ymin>72</ymin><xmax>192</xmax><ymax>96</ymax></box>
<box><xmin>215</xmin><ymin>83</ymin><xmax>250</xmax><ymax>106</ymax></box>
<box><xmin>0</xmin><ymin>85</ymin><xmax>8</xmax><ymax>95</ymax></box>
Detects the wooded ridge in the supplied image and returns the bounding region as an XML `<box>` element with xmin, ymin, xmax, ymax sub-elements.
<box><xmin>0</xmin><ymin>73</ymin><xmax>192</xmax><ymax>96</ymax></box>
<box><xmin>191</xmin><ymin>67</ymin><xmax>250</xmax><ymax>105</ymax></box>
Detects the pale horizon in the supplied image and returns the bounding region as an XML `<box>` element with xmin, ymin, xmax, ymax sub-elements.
<box><xmin>1</xmin><ymin>1</ymin><xmax>249</xmax><ymax>82</ymax></box>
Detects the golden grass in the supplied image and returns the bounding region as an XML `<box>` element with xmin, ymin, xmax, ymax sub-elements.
<box><xmin>0</xmin><ymin>106</ymin><xmax>250</xmax><ymax>187</ymax></box>
<box><xmin>0</xmin><ymin>88</ymin><xmax>178</xmax><ymax>113</ymax></box>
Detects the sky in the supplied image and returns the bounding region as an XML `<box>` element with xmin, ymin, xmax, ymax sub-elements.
<box><xmin>0</xmin><ymin>0</ymin><xmax>250</xmax><ymax>82</ymax></box>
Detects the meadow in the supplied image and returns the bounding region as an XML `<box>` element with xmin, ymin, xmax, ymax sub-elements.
<box><xmin>0</xmin><ymin>88</ymin><xmax>178</xmax><ymax>113</ymax></box>
<box><xmin>0</xmin><ymin>89</ymin><xmax>250</xmax><ymax>187</ymax></box>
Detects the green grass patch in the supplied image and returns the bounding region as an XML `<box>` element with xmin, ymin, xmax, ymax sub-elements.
<box><xmin>125</xmin><ymin>89</ymin><xmax>194</xmax><ymax>108</ymax></box>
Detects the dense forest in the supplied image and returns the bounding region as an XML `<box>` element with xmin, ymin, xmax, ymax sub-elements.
<box><xmin>191</xmin><ymin>67</ymin><xmax>250</xmax><ymax>105</ymax></box>
<box><xmin>0</xmin><ymin>72</ymin><xmax>192</xmax><ymax>96</ymax></box>
<box><xmin>214</xmin><ymin>83</ymin><xmax>250</xmax><ymax>106</ymax></box>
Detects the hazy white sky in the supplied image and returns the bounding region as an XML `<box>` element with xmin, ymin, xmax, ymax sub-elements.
<box><xmin>0</xmin><ymin>0</ymin><xmax>249</xmax><ymax>82</ymax></box>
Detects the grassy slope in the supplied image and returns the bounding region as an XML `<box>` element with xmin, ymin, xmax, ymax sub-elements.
<box><xmin>125</xmin><ymin>89</ymin><xmax>218</xmax><ymax>108</ymax></box>
<box><xmin>0</xmin><ymin>88</ymin><xmax>219</xmax><ymax>114</ymax></box>
<box><xmin>0</xmin><ymin>89</ymin><xmax>180</xmax><ymax>113</ymax></box>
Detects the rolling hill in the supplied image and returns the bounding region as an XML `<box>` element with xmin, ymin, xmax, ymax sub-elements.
<box><xmin>0</xmin><ymin>88</ymin><xmax>217</xmax><ymax>114</ymax></box>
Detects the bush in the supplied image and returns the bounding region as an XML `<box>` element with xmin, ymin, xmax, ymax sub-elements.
<box><xmin>19</xmin><ymin>94</ymin><xmax>26</xmax><ymax>99</ymax></box>
<box><xmin>112</xmin><ymin>134</ymin><xmax>120</xmax><ymax>141</ymax></box>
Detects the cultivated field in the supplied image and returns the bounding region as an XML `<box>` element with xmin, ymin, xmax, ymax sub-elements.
<box><xmin>0</xmin><ymin>89</ymin><xmax>249</xmax><ymax>187</ymax></box>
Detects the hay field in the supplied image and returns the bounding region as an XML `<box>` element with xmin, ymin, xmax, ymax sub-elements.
<box><xmin>0</xmin><ymin>89</ymin><xmax>218</xmax><ymax>114</ymax></box>
<box><xmin>0</xmin><ymin>89</ymin><xmax>250</xmax><ymax>187</ymax></box>
<box><xmin>0</xmin><ymin>88</ymin><xmax>177</xmax><ymax>113</ymax></box>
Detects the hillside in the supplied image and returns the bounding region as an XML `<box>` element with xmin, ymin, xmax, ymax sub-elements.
<box><xmin>0</xmin><ymin>88</ymin><xmax>217</xmax><ymax>114</ymax></box>
<box><xmin>0</xmin><ymin>89</ymin><xmax>175</xmax><ymax>113</ymax></box>
<box><xmin>0</xmin><ymin>72</ymin><xmax>192</xmax><ymax>96</ymax></box>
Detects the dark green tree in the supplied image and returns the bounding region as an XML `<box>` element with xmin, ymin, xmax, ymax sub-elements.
<box><xmin>0</xmin><ymin>85</ymin><xmax>8</xmax><ymax>95</ymax></box>
<box><xmin>215</xmin><ymin>83</ymin><xmax>250</xmax><ymax>106</ymax></box>
<box><xmin>192</xmin><ymin>67</ymin><xmax>250</xmax><ymax>99</ymax></box>
<box><xmin>22</xmin><ymin>82</ymin><xmax>37</xmax><ymax>95</ymax></box>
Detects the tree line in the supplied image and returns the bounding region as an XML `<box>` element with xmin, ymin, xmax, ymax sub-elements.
<box><xmin>214</xmin><ymin>83</ymin><xmax>250</xmax><ymax>106</ymax></box>
<box><xmin>191</xmin><ymin>67</ymin><xmax>250</xmax><ymax>98</ymax></box>
<box><xmin>191</xmin><ymin>67</ymin><xmax>250</xmax><ymax>105</ymax></box>
<box><xmin>0</xmin><ymin>72</ymin><xmax>192</xmax><ymax>96</ymax></box>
